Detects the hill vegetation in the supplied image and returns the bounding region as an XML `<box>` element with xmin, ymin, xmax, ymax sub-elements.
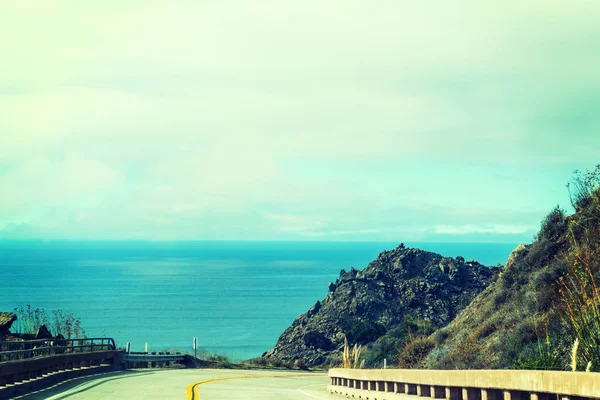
<box><xmin>422</xmin><ymin>164</ymin><xmax>600</xmax><ymax>371</ymax></box>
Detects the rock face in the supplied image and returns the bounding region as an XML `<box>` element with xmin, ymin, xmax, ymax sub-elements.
<box><xmin>505</xmin><ymin>243</ymin><xmax>527</xmax><ymax>270</ymax></box>
<box><xmin>263</xmin><ymin>244</ymin><xmax>499</xmax><ymax>366</ymax></box>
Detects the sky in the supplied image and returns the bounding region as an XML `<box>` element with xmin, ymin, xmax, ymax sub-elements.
<box><xmin>1</xmin><ymin>0</ymin><xmax>599</xmax><ymax>242</ymax></box>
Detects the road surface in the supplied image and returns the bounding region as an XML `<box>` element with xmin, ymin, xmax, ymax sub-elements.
<box><xmin>12</xmin><ymin>369</ymin><xmax>331</xmax><ymax>400</ymax></box>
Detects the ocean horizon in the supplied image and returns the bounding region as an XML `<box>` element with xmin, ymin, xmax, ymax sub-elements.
<box><xmin>0</xmin><ymin>240</ymin><xmax>517</xmax><ymax>360</ymax></box>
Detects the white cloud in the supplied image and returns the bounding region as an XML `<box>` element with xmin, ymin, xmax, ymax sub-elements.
<box><xmin>433</xmin><ymin>224</ymin><xmax>534</xmax><ymax>235</ymax></box>
<box><xmin>0</xmin><ymin>0</ymin><xmax>598</xmax><ymax>240</ymax></box>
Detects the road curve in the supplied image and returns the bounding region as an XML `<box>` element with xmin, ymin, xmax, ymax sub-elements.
<box><xmin>13</xmin><ymin>369</ymin><xmax>330</xmax><ymax>400</ymax></box>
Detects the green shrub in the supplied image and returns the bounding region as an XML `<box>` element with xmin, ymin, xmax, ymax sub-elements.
<box><xmin>207</xmin><ymin>354</ymin><xmax>232</xmax><ymax>368</ymax></box>
<box><xmin>346</xmin><ymin>320</ymin><xmax>387</xmax><ymax>345</ymax></box>
<box><xmin>538</xmin><ymin>206</ymin><xmax>567</xmax><ymax>242</ymax></box>
<box><xmin>512</xmin><ymin>338</ymin><xmax>564</xmax><ymax>370</ymax></box>
<box><xmin>425</xmin><ymin>345</ymin><xmax>450</xmax><ymax>369</ymax></box>
<box><xmin>437</xmin><ymin>335</ymin><xmax>494</xmax><ymax>369</ymax></box>
<box><xmin>363</xmin><ymin>335</ymin><xmax>398</xmax><ymax>367</ymax></box>
<box><xmin>397</xmin><ymin>336</ymin><xmax>435</xmax><ymax>368</ymax></box>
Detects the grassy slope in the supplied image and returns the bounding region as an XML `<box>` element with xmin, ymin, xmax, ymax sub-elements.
<box><xmin>420</xmin><ymin>185</ymin><xmax>600</xmax><ymax>370</ymax></box>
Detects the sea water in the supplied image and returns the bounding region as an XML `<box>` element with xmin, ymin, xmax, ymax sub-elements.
<box><xmin>0</xmin><ymin>240</ymin><xmax>516</xmax><ymax>360</ymax></box>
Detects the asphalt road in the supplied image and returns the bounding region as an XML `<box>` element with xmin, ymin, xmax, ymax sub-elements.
<box><xmin>13</xmin><ymin>369</ymin><xmax>331</xmax><ymax>400</ymax></box>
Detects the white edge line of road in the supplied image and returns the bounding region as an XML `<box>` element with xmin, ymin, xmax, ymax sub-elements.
<box><xmin>296</xmin><ymin>382</ymin><xmax>331</xmax><ymax>400</ymax></box>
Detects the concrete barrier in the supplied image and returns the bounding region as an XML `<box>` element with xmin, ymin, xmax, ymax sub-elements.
<box><xmin>328</xmin><ymin>368</ymin><xmax>600</xmax><ymax>400</ymax></box>
<box><xmin>0</xmin><ymin>350</ymin><xmax>121</xmax><ymax>398</ymax></box>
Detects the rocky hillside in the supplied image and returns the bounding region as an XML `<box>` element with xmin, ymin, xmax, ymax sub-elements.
<box><xmin>262</xmin><ymin>244</ymin><xmax>499</xmax><ymax>367</ymax></box>
<box><xmin>420</xmin><ymin>172</ymin><xmax>600</xmax><ymax>371</ymax></box>
<box><xmin>261</xmin><ymin>166</ymin><xmax>600</xmax><ymax>371</ymax></box>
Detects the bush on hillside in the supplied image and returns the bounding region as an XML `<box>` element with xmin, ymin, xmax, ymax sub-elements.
<box><xmin>567</xmin><ymin>164</ymin><xmax>600</xmax><ymax>210</ymax></box>
<box><xmin>538</xmin><ymin>206</ymin><xmax>567</xmax><ymax>242</ymax></box>
<box><xmin>362</xmin><ymin>335</ymin><xmax>399</xmax><ymax>367</ymax></box>
<box><xmin>512</xmin><ymin>338</ymin><xmax>564</xmax><ymax>370</ymax></box>
<box><xmin>346</xmin><ymin>320</ymin><xmax>387</xmax><ymax>345</ymax></box>
<box><xmin>359</xmin><ymin>316</ymin><xmax>436</xmax><ymax>367</ymax></box>
<box><xmin>444</xmin><ymin>333</ymin><xmax>495</xmax><ymax>369</ymax></box>
<box><xmin>397</xmin><ymin>336</ymin><xmax>435</xmax><ymax>368</ymax></box>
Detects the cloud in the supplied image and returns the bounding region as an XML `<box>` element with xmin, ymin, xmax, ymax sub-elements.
<box><xmin>0</xmin><ymin>0</ymin><xmax>598</xmax><ymax>240</ymax></box>
<box><xmin>433</xmin><ymin>224</ymin><xmax>534</xmax><ymax>235</ymax></box>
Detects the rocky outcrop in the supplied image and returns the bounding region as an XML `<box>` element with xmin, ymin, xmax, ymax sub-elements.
<box><xmin>263</xmin><ymin>244</ymin><xmax>499</xmax><ymax>366</ymax></box>
<box><xmin>505</xmin><ymin>243</ymin><xmax>527</xmax><ymax>270</ymax></box>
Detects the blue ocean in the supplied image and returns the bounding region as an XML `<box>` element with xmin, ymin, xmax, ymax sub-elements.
<box><xmin>0</xmin><ymin>241</ymin><xmax>516</xmax><ymax>360</ymax></box>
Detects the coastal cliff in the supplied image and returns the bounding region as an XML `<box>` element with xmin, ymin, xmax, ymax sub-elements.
<box><xmin>262</xmin><ymin>244</ymin><xmax>499</xmax><ymax>366</ymax></box>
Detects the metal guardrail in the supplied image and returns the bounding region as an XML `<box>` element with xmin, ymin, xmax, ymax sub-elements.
<box><xmin>0</xmin><ymin>338</ymin><xmax>116</xmax><ymax>362</ymax></box>
<box><xmin>124</xmin><ymin>353</ymin><xmax>185</xmax><ymax>363</ymax></box>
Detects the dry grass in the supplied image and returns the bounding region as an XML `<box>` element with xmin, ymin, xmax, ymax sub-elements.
<box><xmin>570</xmin><ymin>338</ymin><xmax>579</xmax><ymax>372</ymax></box>
<box><xmin>341</xmin><ymin>336</ymin><xmax>363</xmax><ymax>369</ymax></box>
<box><xmin>397</xmin><ymin>335</ymin><xmax>436</xmax><ymax>369</ymax></box>
<box><xmin>558</xmin><ymin>188</ymin><xmax>600</xmax><ymax>371</ymax></box>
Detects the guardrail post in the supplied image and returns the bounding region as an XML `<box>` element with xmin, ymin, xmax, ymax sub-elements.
<box><xmin>530</xmin><ymin>394</ymin><xmax>550</xmax><ymax>400</ymax></box>
<box><xmin>482</xmin><ymin>389</ymin><xmax>503</xmax><ymax>400</ymax></box>
<box><xmin>504</xmin><ymin>391</ymin><xmax>526</xmax><ymax>400</ymax></box>
<box><xmin>463</xmin><ymin>387</ymin><xmax>481</xmax><ymax>400</ymax></box>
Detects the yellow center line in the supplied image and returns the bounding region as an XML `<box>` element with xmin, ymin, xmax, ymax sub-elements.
<box><xmin>186</xmin><ymin>373</ymin><xmax>327</xmax><ymax>400</ymax></box>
